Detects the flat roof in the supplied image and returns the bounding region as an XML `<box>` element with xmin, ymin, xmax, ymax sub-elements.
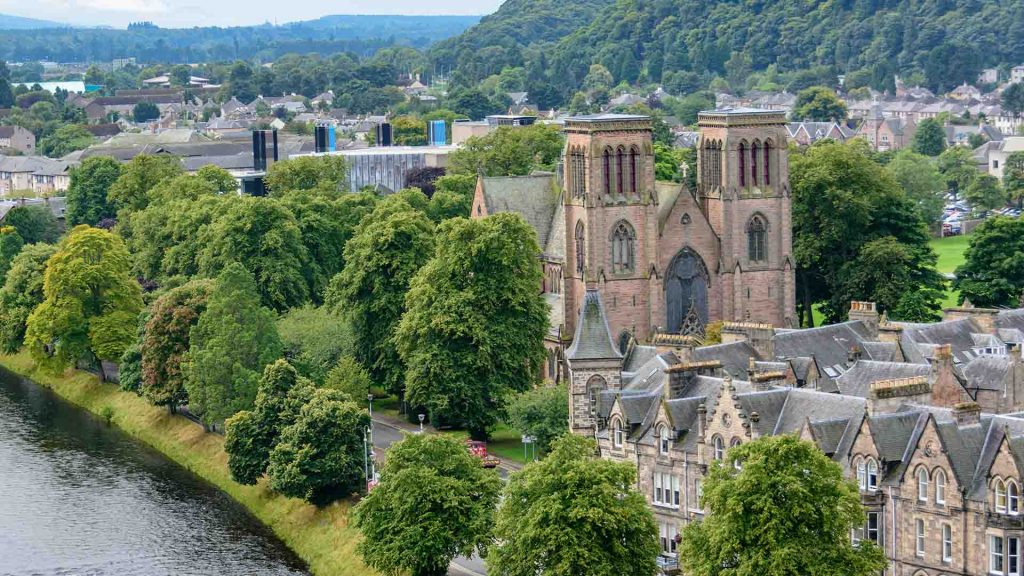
<box><xmin>294</xmin><ymin>145</ymin><xmax>456</xmax><ymax>158</ymax></box>
<box><xmin>699</xmin><ymin>107</ymin><xmax>785</xmax><ymax>116</ymax></box>
<box><xmin>566</xmin><ymin>113</ymin><xmax>650</xmax><ymax>123</ymax></box>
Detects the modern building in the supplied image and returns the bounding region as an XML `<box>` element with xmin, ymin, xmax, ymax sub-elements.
<box><xmin>299</xmin><ymin>145</ymin><xmax>452</xmax><ymax>193</ymax></box>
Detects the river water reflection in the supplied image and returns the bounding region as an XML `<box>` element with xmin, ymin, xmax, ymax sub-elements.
<box><xmin>0</xmin><ymin>368</ymin><xmax>310</xmax><ymax>576</ymax></box>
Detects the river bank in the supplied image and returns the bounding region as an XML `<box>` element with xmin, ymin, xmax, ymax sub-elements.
<box><xmin>0</xmin><ymin>351</ymin><xmax>370</xmax><ymax>576</ymax></box>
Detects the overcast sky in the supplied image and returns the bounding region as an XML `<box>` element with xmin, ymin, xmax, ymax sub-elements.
<box><xmin>0</xmin><ymin>0</ymin><xmax>501</xmax><ymax>28</ymax></box>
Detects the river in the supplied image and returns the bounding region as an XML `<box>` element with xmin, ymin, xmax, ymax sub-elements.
<box><xmin>0</xmin><ymin>367</ymin><xmax>310</xmax><ymax>576</ymax></box>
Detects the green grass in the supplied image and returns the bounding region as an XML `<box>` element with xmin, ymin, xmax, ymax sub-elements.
<box><xmin>929</xmin><ymin>233</ymin><xmax>972</xmax><ymax>309</ymax></box>
<box><xmin>0</xmin><ymin>351</ymin><xmax>373</xmax><ymax>576</ymax></box>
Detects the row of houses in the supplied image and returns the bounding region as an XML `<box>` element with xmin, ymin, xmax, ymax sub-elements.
<box><xmin>0</xmin><ymin>156</ymin><xmax>71</xmax><ymax>196</ymax></box>
<box><xmin>569</xmin><ymin>293</ymin><xmax>1024</xmax><ymax>575</ymax></box>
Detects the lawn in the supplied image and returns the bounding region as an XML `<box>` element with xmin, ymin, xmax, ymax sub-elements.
<box><xmin>0</xmin><ymin>351</ymin><xmax>373</xmax><ymax>576</ymax></box>
<box><xmin>929</xmin><ymin>233</ymin><xmax>972</xmax><ymax>308</ymax></box>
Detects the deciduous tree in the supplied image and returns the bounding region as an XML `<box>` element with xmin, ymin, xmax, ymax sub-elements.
<box><xmin>0</xmin><ymin>242</ymin><xmax>56</xmax><ymax>353</ymax></box>
<box><xmin>505</xmin><ymin>385</ymin><xmax>568</xmax><ymax>454</ymax></box>
<box><xmin>4</xmin><ymin>204</ymin><xmax>60</xmax><ymax>245</ymax></box>
<box><xmin>678</xmin><ymin>435</ymin><xmax>886</xmax><ymax>576</ymax></box>
<box><xmin>264</xmin><ymin>155</ymin><xmax>348</xmax><ymax>198</ymax></box>
<box><xmin>66</xmin><ymin>156</ymin><xmax>121</xmax><ymax>226</ymax></box>
<box><xmin>107</xmin><ymin>154</ymin><xmax>184</xmax><ymax>213</ymax></box>
<box><xmin>355</xmin><ymin>434</ymin><xmax>501</xmax><ymax>576</ymax></box>
<box><xmin>885</xmin><ymin>149</ymin><xmax>945</xmax><ymax>222</ymax></box>
<box><xmin>448</xmin><ymin>124</ymin><xmax>563</xmax><ymax>177</ymax></box>
<box><xmin>792</xmin><ymin>86</ymin><xmax>848</xmax><ymax>122</ymax></box>
<box><xmin>911</xmin><ymin>118</ymin><xmax>947</xmax><ymax>156</ymax></box>
<box><xmin>488</xmin><ymin>434</ymin><xmax>659</xmax><ymax>576</ymax></box>
<box><xmin>937</xmin><ymin>146</ymin><xmax>978</xmax><ymax>197</ymax></box>
<box><xmin>954</xmin><ymin>217</ymin><xmax>1024</xmax><ymax>308</ymax></box>
<box><xmin>965</xmin><ymin>174</ymin><xmax>1005</xmax><ymax>212</ymax></box>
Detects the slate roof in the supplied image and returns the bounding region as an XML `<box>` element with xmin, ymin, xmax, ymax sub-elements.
<box><xmin>478</xmin><ymin>175</ymin><xmax>560</xmax><ymax>251</ymax></box>
<box><xmin>835</xmin><ymin>361</ymin><xmax>932</xmax><ymax>398</ymax></box>
<box><xmin>566</xmin><ymin>290</ymin><xmax>622</xmax><ymax>361</ymax></box>
<box><xmin>691</xmin><ymin>341</ymin><xmax>760</xmax><ymax>379</ymax></box>
<box><xmin>773</xmin><ymin>321</ymin><xmax>873</xmax><ymax>382</ymax></box>
<box><xmin>899</xmin><ymin>318</ymin><xmax>983</xmax><ymax>364</ymax></box>
<box><xmin>962</xmin><ymin>356</ymin><xmax>1012</xmax><ymax>391</ymax></box>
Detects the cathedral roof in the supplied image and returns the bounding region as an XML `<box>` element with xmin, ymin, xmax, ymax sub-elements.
<box><xmin>566</xmin><ymin>289</ymin><xmax>623</xmax><ymax>361</ymax></box>
<box><xmin>478</xmin><ymin>174</ymin><xmax>560</xmax><ymax>253</ymax></box>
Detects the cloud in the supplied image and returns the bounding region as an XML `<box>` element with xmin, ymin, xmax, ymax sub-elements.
<box><xmin>75</xmin><ymin>0</ymin><xmax>168</xmax><ymax>12</ymax></box>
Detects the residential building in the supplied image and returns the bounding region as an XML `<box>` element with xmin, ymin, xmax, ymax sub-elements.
<box><xmin>1012</xmin><ymin>66</ymin><xmax>1024</xmax><ymax>84</ymax></box>
<box><xmin>0</xmin><ymin>126</ymin><xmax>35</xmax><ymax>154</ymax></box>
<box><xmin>786</xmin><ymin>121</ymin><xmax>853</xmax><ymax>146</ymax></box>
<box><xmin>857</xmin><ymin>104</ymin><xmax>916</xmax><ymax>151</ymax></box>
<box><xmin>974</xmin><ymin>136</ymin><xmax>1024</xmax><ymax>180</ymax></box>
<box><xmin>0</xmin><ymin>156</ymin><xmax>70</xmax><ymax>196</ymax></box>
<box><xmin>979</xmin><ymin>68</ymin><xmax>999</xmax><ymax>85</ymax></box>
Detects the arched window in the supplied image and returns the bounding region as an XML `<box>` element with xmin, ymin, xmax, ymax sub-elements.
<box><xmin>610</xmin><ymin>221</ymin><xmax>636</xmax><ymax>273</ymax></box>
<box><xmin>616</xmin><ymin>146</ymin><xmax>625</xmax><ymax>195</ymax></box>
<box><xmin>575</xmin><ymin>221</ymin><xmax>586</xmax><ymax>274</ymax></box>
<box><xmin>570</xmin><ymin>147</ymin><xmax>586</xmax><ymax>198</ymax></box>
<box><xmin>738</xmin><ymin>142</ymin><xmax>747</xmax><ymax>187</ymax></box>
<box><xmin>747</xmin><ymin>215</ymin><xmax>767</xmax><ymax>262</ymax></box>
<box><xmin>764</xmin><ymin>140</ymin><xmax>773</xmax><ymax>186</ymax></box>
<box><xmin>612</xmin><ymin>418</ymin><xmax>624</xmax><ymax>447</ymax></box>
<box><xmin>658</xmin><ymin>425</ymin><xmax>670</xmax><ymax>455</ymax></box>
<box><xmin>995</xmin><ymin>479</ymin><xmax>1008</xmax><ymax>513</ymax></box>
<box><xmin>712</xmin><ymin>436</ymin><xmax>725</xmax><ymax>461</ymax></box>
<box><xmin>935</xmin><ymin>469</ymin><xmax>947</xmax><ymax>505</ymax></box>
<box><xmin>750</xmin><ymin>140</ymin><xmax>760</xmax><ymax>186</ymax></box>
<box><xmin>867</xmin><ymin>459</ymin><xmax>878</xmax><ymax>492</ymax></box>
<box><xmin>629</xmin><ymin>146</ymin><xmax>639</xmax><ymax>194</ymax></box>
<box><xmin>856</xmin><ymin>458</ymin><xmax>866</xmax><ymax>490</ymax></box>
<box><xmin>586</xmin><ymin>374</ymin><xmax>606</xmax><ymax>417</ymax></box>
<box><xmin>603</xmin><ymin>148</ymin><xmax>612</xmax><ymax>196</ymax></box>
<box><xmin>1010</xmin><ymin>480</ymin><xmax>1020</xmax><ymax>514</ymax></box>
<box><xmin>918</xmin><ymin>468</ymin><xmax>929</xmax><ymax>502</ymax></box>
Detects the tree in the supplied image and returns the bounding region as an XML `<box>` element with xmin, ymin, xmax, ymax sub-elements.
<box><xmin>198</xmin><ymin>197</ymin><xmax>309</xmax><ymax>311</ymax></box>
<box><xmin>264</xmin><ymin>155</ymin><xmax>348</xmax><ymax>197</ymax></box>
<box><xmin>355</xmin><ymin>434</ymin><xmax>501</xmax><ymax>576</ymax></box>
<box><xmin>654</xmin><ymin>143</ymin><xmax>685</xmax><ymax>182</ymax></box>
<box><xmin>323</xmin><ymin>355</ymin><xmax>371</xmax><ymax>401</ymax></box>
<box><xmin>446</xmin><ymin>86</ymin><xmax>501</xmax><ymax>120</ymax></box>
<box><xmin>196</xmin><ymin>164</ymin><xmax>238</xmax><ymax>194</ymax></box>
<box><xmin>4</xmin><ymin>204</ymin><xmax>60</xmax><ymax>245</ymax></box>
<box><xmin>792</xmin><ymin>86</ymin><xmax>847</xmax><ymax>122</ymax></box>
<box><xmin>954</xmin><ymin>217</ymin><xmax>1024</xmax><ymax>308</ymax></box>
<box><xmin>1003</xmin><ymin>82</ymin><xmax>1024</xmax><ymax>119</ymax></box>
<box><xmin>325</xmin><ymin>199</ymin><xmax>434</xmax><ymax>397</ymax></box>
<box><xmin>405</xmin><ymin>166</ymin><xmax>446</xmax><ymax>197</ymax></box>
<box><xmin>107</xmin><ymin>154</ymin><xmax>183</xmax><ymax>214</ymax></box>
<box><xmin>937</xmin><ymin>146</ymin><xmax>978</xmax><ymax>196</ymax></box>
<box><xmin>505</xmin><ymin>385</ymin><xmax>567</xmax><ymax>454</ymax></box>
<box><xmin>184</xmin><ymin>263</ymin><xmax>282</xmax><ymax>427</ymax></box>
<box><xmin>140</xmin><ymin>279</ymin><xmax>214</xmax><ymax>412</ymax></box>
<box><xmin>267</xmin><ymin>388</ymin><xmax>370</xmax><ymax>503</ymax></box>
<box><xmin>277</xmin><ymin>304</ymin><xmax>354</xmax><ymax>382</ymax></box>
<box><xmin>1003</xmin><ymin>151</ymin><xmax>1024</xmax><ymax>209</ymax></box>
<box><xmin>395</xmin><ymin>214</ymin><xmax>548</xmax><ymax>437</ymax></box>
<box><xmin>911</xmin><ymin>118</ymin><xmax>947</xmax><ymax>156</ymax></box>
<box><xmin>965</xmin><ymin>174</ymin><xmax>1005</xmax><ymax>212</ymax></box>
<box><xmin>678</xmin><ymin>435</ymin><xmax>886</xmax><ymax>576</ymax></box>
<box><xmin>488</xmin><ymin>434</ymin><xmax>659</xmax><ymax>576</ymax></box>
<box><xmin>225</xmin><ymin>359</ymin><xmax>313</xmax><ymax>485</ymax></box>
<box><xmin>118</xmin><ymin>313</ymin><xmax>145</xmax><ymax>393</ymax></box>
<box><xmin>66</xmin><ymin>156</ymin><xmax>122</xmax><ymax>226</ymax></box>
<box><xmin>169</xmin><ymin>64</ymin><xmax>192</xmax><ymax>87</ymax></box>
<box><xmin>0</xmin><ymin>243</ymin><xmax>56</xmax><ymax>353</ymax></box>
<box><xmin>37</xmin><ymin>124</ymin><xmax>94</xmax><ymax>158</ymax></box>
<box><xmin>25</xmin><ymin>226</ymin><xmax>143</xmax><ymax>370</ymax></box>
<box><xmin>132</xmin><ymin>101</ymin><xmax>160</xmax><ymax>123</ymax></box>
<box><xmin>0</xmin><ymin>226</ymin><xmax>23</xmax><ymax>281</ymax></box>
<box><xmin>448</xmin><ymin>124</ymin><xmax>563</xmax><ymax>177</ymax></box>
<box><xmin>885</xmin><ymin>150</ymin><xmax>945</xmax><ymax>222</ymax></box>
<box><xmin>278</xmin><ymin>193</ymin><xmax>349</xmax><ymax>303</ymax></box>
<box><xmin>837</xmin><ymin>236</ymin><xmax>944</xmax><ymax>322</ymax></box>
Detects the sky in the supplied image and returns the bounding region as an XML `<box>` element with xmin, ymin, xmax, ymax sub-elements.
<box><xmin>0</xmin><ymin>0</ymin><xmax>502</xmax><ymax>28</ymax></box>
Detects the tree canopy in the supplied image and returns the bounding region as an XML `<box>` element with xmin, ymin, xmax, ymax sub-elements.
<box><xmin>66</xmin><ymin>156</ymin><xmax>122</xmax><ymax>226</ymax></box>
<box><xmin>265</xmin><ymin>155</ymin><xmax>349</xmax><ymax>198</ymax></box>
<box><xmin>0</xmin><ymin>242</ymin><xmax>56</xmax><ymax>353</ymax></box>
<box><xmin>885</xmin><ymin>149</ymin><xmax>945</xmax><ymax>223</ymax></box>
<box><xmin>792</xmin><ymin>86</ymin><xmax>847</xmax><ymax>122</ymax></box>
<box><xmin>911</xmin><ymin>118</ymin><xmax>947</xmax><ymax>157</ymax></box>
<box><xmin>505</xmin><ymin>385</ymin><xmax>568</xmax><ymax>454</ymax></box>
<box><xmin>448</xmin><ymin>124</ymin><xmax>563</xmax><ymax>177</ymax></box>
<box><xmin>954</xmin><ymin>216</ymin><xmax>1024</xmax><ymax>308</ymax></box>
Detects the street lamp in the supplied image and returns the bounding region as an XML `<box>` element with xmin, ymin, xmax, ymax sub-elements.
<box><xmin>367</xmin><ymin>393</ymin><xmax>374</xmax><ymax>417</ymax></box>
<box><xmin>418</xmin><ymin>413</ymin><xmax>425</xmax><ymax>433</ymax></box>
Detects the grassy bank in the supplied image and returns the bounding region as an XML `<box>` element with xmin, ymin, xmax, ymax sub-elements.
<box><xmin>0</xmin><ymin>351</ymin><xmax>370</xmax><ymax>576</ymax></box>
<box><xmin>929</xmin><ymin>234</ymin><xmax>971</xmax><ymax>308</ymax></box>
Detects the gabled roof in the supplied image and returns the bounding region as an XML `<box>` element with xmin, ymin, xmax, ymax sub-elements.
<box><xmin>566</xmin><ymin>290</ymin><xmax>622</xmax><ymax>361</ymax></box>
<box><xmin>836</xmin><ymin>361</ymin><xmax>931</xmax><ymax>398</ymax></box>
<box><xmin>478</xmin><ymin>174</ymin><xmax>560</xmax><ymax>252</ymax></box>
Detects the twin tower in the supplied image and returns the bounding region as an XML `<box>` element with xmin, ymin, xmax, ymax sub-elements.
<box><xmin>561</xmin><ymin>109</ymin><xmax>795</xmax><ymax>346</ymax></box>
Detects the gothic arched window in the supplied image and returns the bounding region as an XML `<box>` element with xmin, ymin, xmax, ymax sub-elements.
<box><xmin>570</xmin><ymin>147</ymin><xmax>586</xmax><ymax>198</ymax></box>
<box><xmin>575</xmin><ymin>220</ymin><xmax>586</xmax><ymax>274</ymax></box>
<box><xmin>738</xmin><ymin>141</ymin><xmax>747</xmax><ymax>187</ymax></box>
<box><xmin>587</xmin><ymin>374</ymin><xmax>607</xmax><ymax>417</ymax></box>
<box><xmin>750</xmin><ymin>140</ymin><xmax>760</xmax><ymax>186</ymax></box>
<box><xmin>747</xmin><ymin>215</ymin><xmax>767</xmax><ymax>262</ymax></box>
<box><xmin>629</xmin><ymin>146</ymin><xmax>639</xmax><ymax>194</ymax></box>
<box><xmin>602</xmin><ymin>148</ymin><xmax>612</xmax><ymax>196</ymax></box>
<box><xmin>616</xmin><ymin>146</ymin><xmax>625</xmax><ymax>195</ymax></box>
<box><xmin>610</xmin><ymin>220</ymin><xmax>636</xmax><ymax>273</ymax></box>
<box><xmin>764</xmin><ymin>139</ymin><xmax>773</xmax><ymax>186</ymax></box>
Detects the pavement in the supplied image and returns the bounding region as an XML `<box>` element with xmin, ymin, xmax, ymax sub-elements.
<box><xmin>367</xmin><ymin>410</ymin><xmax>523</xmax><ymax>576</ymax></box>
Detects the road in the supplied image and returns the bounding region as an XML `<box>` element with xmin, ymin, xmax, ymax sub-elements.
<box><xmin>368</xmin><ymin>418</ymin><xmax>492</xmax><ymax>576</ymax></box>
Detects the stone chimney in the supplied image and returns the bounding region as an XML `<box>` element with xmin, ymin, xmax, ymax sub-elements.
<box><xmin>953</xmin><ymin>401</ymin><xmax>982</xmax><ymax>427</ymax></box>
<box><xmin>751</xmin><ymin>371</ymin><xmax>786</xmax><ymax>392</ymax></box>
<box><xmin>943</xmin><ymin>303</ymin><xmax>1000</xmax><ymax>334</ymax></box>
<box><xmin>848</xmin><ymin>301</ymin><xmax>879</xmax><ymax>338</ymax></box>
<box><xmin>929</xmin><ymin>344</ymin><xmax>963</xmax><ymax>408</ymax></box>
<box><xmin>721</xmin><ymin>321</ymin><xmax>774</xmax><ymax>358</ymax></box>
<box><xmin>665</xmin><ymin>360</ymin><xmax>722</xmax><ymax>399</ymax></box>
<box><xmin>848</xmin><ymin>344</ymin><xmax>863</xmax><ymax>364</ymax></box>
<box><xmin>868</xmin><ymin>376</ymin><xmax>931</xmax><ymax>414</ymax></box>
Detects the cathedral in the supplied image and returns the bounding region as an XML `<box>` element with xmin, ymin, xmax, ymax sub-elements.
<box><xmin>471</xmin><ymin>108</ymin><xmax>796</xmax><ymax>380</ymax></box>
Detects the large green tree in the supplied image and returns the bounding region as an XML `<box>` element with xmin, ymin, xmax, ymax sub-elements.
<box><xmin>265</xmin><ymin>155</ymin><xmax>349</xmax><ymax>198</ymax></box>
<box><xmin>267</xmin><ymin>388</ymin><xmax>370</xmax><ymax>504</ymax></box>
<box><xmin>911</xmin><ymin>118</ymin><xmax>947</xmax><ymax>157</ymax></box>
<box><xmin>66</xmin><ymin>156</ymin><xmax>122</xmax><ymax>226</ymax></box>
<box><xmin>4</xmin><ymin>204</ymin><xmax>60</xmax><ymax>245</ymax></box>
<box><xmin>326</xmin><ymin>198</ymin><xmax>435</xmax><ymax>397</ymax></box>
<box><xmin>25</xmin><ymin>226</ymin><xmax>143</xmax><ymax>369</ymax></box>
<box><xmin>140</xmin><ymin>279</ymin><xmax>214</xmax><ymax>412</ymax></box>
<box><xmin>936</xmin><ymin>146</ymin><xmax>978</xmax><ymax>197</ymax></box>
<box><xmin>488</xmin><ymin>434</ymin><xmax>660</xmax><ymax>576</ymax></box>
<box><xmin>279</xmin><ymin>193</ymin><xmax>349</xmax><ymax>303</ymax></box>
<box><xmin>107</xmin><ymin>154</ymin><xmax>184</xmax><ymax>214</ymax></box>
<box><xmin>505</xmin><ymin>385</ymin><xmax>568</xmax><ymax>454</ymax></box>
<box><xmin>395</xmin><ymin>213</ymin><xmax>548</xmax><ymax>437</ymax></box>
<box><xmin>678</xmin><ymin>435</ymin><xmax>886</xmax><ymax>576</ymax></box>
<box><xmin>954</xmin><ymin>217</ymin><xmax>1024</xmax><ymax>308</ymax></box>
<box><xmin>0</xmin><ymin>226</ymin><xmax>24</xmax><ymax>281</ymax></box>
<box><xmin>885</xmin><ymin>149</ymin><xmax>945</xmax><ymax>223</ymax></box>
<box><xmin>38</xmin><ymin>124</ymin><xmax>94</xmax><ymax>158</ymax></box>
<box><xmin>277</xmin><ymin>304</ymin><xmax>354</xmax><ymax>382</ymax></box>
<box><xmin>0</xmin><ymin>242</ymin><xmax>56</xmax><ymax>353</ymax></box>
<box><xmin>792</xmin><ymin>86</ymin><xmax>847</xmax><ymax>122</ymax></box>
<box><xmin>836</xmin><ymin>236</ymin><xmax>944</xmax><ymax>322</ymax></box>
<box><xmin>355</xmin><ymin>434</ymin><xmax>502</xmax><ymax>576</ymax></box>
<box><xmin>448</xmin><ymin>124</ymin><xmax>563</xmax><ymax>177</ymax></box>
<box><xmin>184</xmin><ymin>263</ymin><xmax>282</xmax><ymax>427</ymax></box>
<box><xmin>1003</xmin><ymin>151</ymin><xmax>1024</xmax><ymax>209</ymax></box>
<box><xmin>965</xmin><ymin>174</ymin><xmax>1005</xmax><ymax>212</ymax></box>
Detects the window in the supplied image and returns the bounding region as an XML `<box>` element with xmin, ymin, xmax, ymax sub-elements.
<box><xmin>713</xmin><ymin>436</ymin><xmax>724</xmax><ymax>461</ymax></box>
<box><xmin>750</xmin><ymin>141</ymin><xmax>760</xmax><ymax>186</ymax></box>
<box><xmin>629</xmin><ymin>147</ymin><xmax>639</xmax><ymax>194</ymax></box>
<box><xmin>764</xmin><ymin>141</ymin><xmax>772</xmax><ymax>186</ymax></box>
<box><xmin>856</xmin><ymin>459</ymin><xmax>866</xmax><ymax>490</ymax></box>
<box><xmin>658</xmin><ymin>425</ymin><xmax>670</xmax><ymax>455</ymax></box>
<box><xmin>586</xmin><ymin>375</ymin><xmax>606</xmax><ymax>417</ymax></box>
<box><xmin>918</xmin><ymin>468</ymin><xmax>929</xmax><ymax>502</ymax></box>
<box><xmin>867</xmin><ymin>512</ymin><xmax>880</xmax><ymax>543</ymax></box>
<box><xmin>738</xmin><ymin>142</ymin><xmax>747</xmax><ymax>187</ymax></box>
<box><xmin>610</xmin><ymin>221</ymin><xmax>636</xmax><ymax>274</ymax></box>
<box><xmin>936</xmin><ymin>469</ymin><xmax>947</xmax><ymax>505</ymax></box>
<box><xmin>942</xmin><ymin>524</ymin><xmax>952</xmax><ymax>563</ymax></box>
<box><xmin>997</xmin><ymin>480</ymin><xmax>1008</xmax><ymax>513</ymax></box>
<box><xmin>867</xmin><ymin>459</ymin><xmax>878</xmax><ymax>492</ymax></box>
<box><xmin>616</xmin><ymin>147</ymin><xmax>625</xmax><ymax>195</ymax></box>
<box><xmin>995</xmin><ymin>160</ymin><xmax>1000</xmax><ymax>169</ymax></box>
<box><xmin>993</xmin><ymin>535</ymin><xmax>1006</xmax><ymax>574</ymax></box>
<box><xmin>747</xmin><ymin>215</ymin><xmax>767</xmax><ymax>262</ymax></box>
<box><xmin>1011</xmin><ymin>537</ymin><xmax>1021</xmax><ymax>576</ymax></box>
<box><xmin>570</xmin><ymin>147</ymin><xmax>586</xmax><ymax>198</ymax></box>
<box><xmin>659</xmin><ymin>522</ymin><xmax>678</xmax><ymax>554</ymax></box>
<box><xmin>1011</xmin><ymin>481</ymin><xmax>1020</xmax><ymax>515</ymax></box>
<box><xmin>603</xmin><ymin>148</ymin><xmax>612</xmax><ymax>195</ymax></box>
<box><xmin>574</xmin><ymin>221</ymin><xmax>585</xmax><ymax>274</ymax></box>
<box><xmin>612</xmin><ymin>419</ymin><xmax>623</xmax><ymax>448</ymax></box>
<box><xmin>653</xmin><ymin>472</ymin><xmax>680</xmax><ymax>508</ymax></box>
<box><xmin>916</xmin><ymin>519</ymin><xmax>925</xmax><ymax>557</ymax></box>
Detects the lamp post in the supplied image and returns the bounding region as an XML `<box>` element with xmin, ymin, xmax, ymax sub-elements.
<box><xmin>363</xmin><ymin>427</ymin><xmax>369</xmax><ymax>487</ymax></box>
<box><xmin>418</xmin><ymin>413</ymin><xmax>425</xmax><ymax>433</ymax></box>
<box><xmin>366</xmin><ymin>393</ymin><xmax>374</xmax><ymax>447</ymax></box>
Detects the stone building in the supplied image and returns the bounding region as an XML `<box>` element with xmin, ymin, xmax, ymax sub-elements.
<box><xmin>567</xmin><ymin>291</ymin><xmax>1024</xmax><ymax>575</ymax></box>
<box><xmin>472</xmin><ymin>109</ymin><xmax>796</xmax><ymax>381</ymax></box>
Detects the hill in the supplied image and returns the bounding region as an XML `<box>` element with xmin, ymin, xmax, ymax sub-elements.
<box><xmin>438</xmin><ymin>0</ymin><xmax>1024</xmax><ymax>100</ymax></box>
<box><xmin>0</xmin><ymin>13</ymin><xmax>68</xmax><ymax>29</ymax></box>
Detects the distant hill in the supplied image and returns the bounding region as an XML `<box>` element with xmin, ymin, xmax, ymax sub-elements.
<box><xmin>0</xmin><ymin>13</ymin><xmax>68</xmax><ymax>30</ymax></box>
<box><xmin>437</xmin><ymin>0</ymin><xmax>1024</xmax><ymax>99</ymax></box>
<box><xmin>0</xmin><ymin>15</ymin><xmax>480</xmax><ymax>62</ymax></box>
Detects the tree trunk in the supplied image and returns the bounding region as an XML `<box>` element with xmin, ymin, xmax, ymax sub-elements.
<box><xmin>800</xmin><ymin>272</ymin><xmax>815</xmax><ymax>328</ymax></box>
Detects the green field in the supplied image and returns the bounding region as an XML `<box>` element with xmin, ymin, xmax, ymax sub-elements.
<box><xmin>929</xmin><ymin>234</ymin><xmax>972</xmax><ymax>308</ymax></box>
<box><xmin>0</xmin><ymin>351</ymin><xmax>372</xmax><ymax>576</ymax></box>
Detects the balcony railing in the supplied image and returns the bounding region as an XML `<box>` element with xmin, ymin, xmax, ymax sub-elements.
<box><xmin>657</xmin><ymin>555</ymin><xmax>680</xmax><ymax>574</ymax></box>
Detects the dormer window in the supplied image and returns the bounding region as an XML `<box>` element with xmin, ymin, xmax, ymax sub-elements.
<box><xmin>996</xmin><ymin>479</ymin><xmax>1008</xmax><ymax>513</ymax></box>
<box><xmin>1011</xmin><ymin>480</ymin><xmax>1020</xmax><ymax>515</ymax></box>
<box><xmin>612</xmin><ymin>419</ymin><xmax>624</xmax><ymax>448</ymax></box>
<box><xmin>935</xmin><ymin>469</ymin><xmax>946</xmax><ymax>505</ymax></box>
<box><xmin>658</xmin><ymin>425</ymin><xmax>670</xmax><ymax>455</ymax></box>
<box><xmin>867</xmin><ymin>459</ymin><xmax>878</xmax><ymax>492</ymax></box>
<box><xmin>918</xmin><ymin>468</ymin><xmax>929</xmax><ymax>502</ymax></box>
<box><xmin>712</xmin><ymin>435</ymin><xmax>724</xmax><ymax>461</ymax></box>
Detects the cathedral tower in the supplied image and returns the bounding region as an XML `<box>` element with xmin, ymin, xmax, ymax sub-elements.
<box><xmin>697</xmin><ymin>109</ymin><xmax>795</xmax><ymax>328</ymax></box>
